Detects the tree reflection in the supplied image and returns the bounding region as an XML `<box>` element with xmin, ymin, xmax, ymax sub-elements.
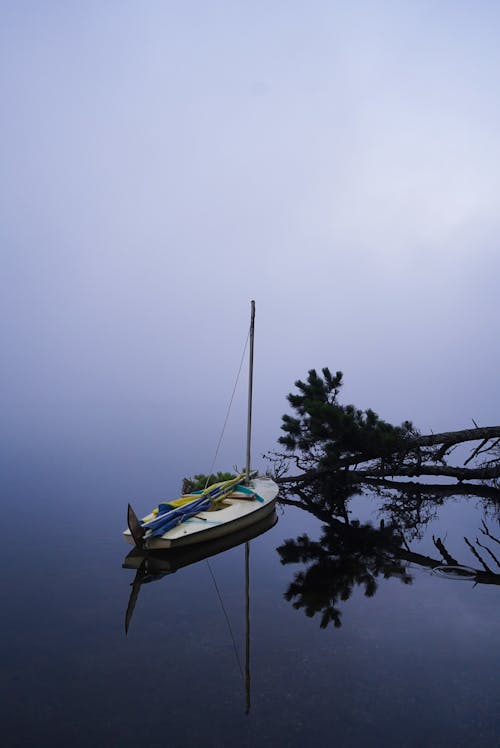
<box><xmin>278</xmin><ymin>479</ymin><xmax>500</xmax><ymax>628</ymax></box>
<box><xmin>279</xmin><ymin>519</ymin><xmax>411</xmax><ymax>628</ymax></box>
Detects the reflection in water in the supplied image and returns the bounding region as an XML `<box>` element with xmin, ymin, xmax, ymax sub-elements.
<box><xmin>123</xmin><ymin>510</ymin><xmax>278</xmax><ymax>714</ymax></box>
<box><xmin>123</xmin><ymin>509</ymin><xmax>278</xmax><ymax>633</ymax></box>
<box><xmin>278</xmin><ymin>479</ymin><xmax>500</xmax><ymax>628</ymax></box>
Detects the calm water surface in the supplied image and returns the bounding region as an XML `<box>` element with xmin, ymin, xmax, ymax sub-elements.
<box><xmin>1</xmin><ymin>408</ymin><xmax>500</xmax><ymax>747</ymax></box>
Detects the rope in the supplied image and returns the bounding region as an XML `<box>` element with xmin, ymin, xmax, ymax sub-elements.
<box><xmin>431</xmin><ymin>564</ymin><xmax>477</xmax><ymax>580</ymax></box>
<box><xmin>202</xmin><ymin>330</ymin><xmax>253</xmax><ymax>691</ymax></box>
<box><xmin>204</xmin><ymin>328</ymin><xmax>250</xmax><ymax>488</ymax></box>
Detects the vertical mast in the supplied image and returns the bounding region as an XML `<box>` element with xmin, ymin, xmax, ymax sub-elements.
<box><xmin>245</xmin><ymin>300</ymin><xmax>255</xmax><ymax>485</ymax></box>
<box><xmin>245</xmin><ymin>302</ymin><xmax>255</xmax><ymax>710</ymax></box>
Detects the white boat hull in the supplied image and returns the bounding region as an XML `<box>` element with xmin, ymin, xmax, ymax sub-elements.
<box><xmin>123</xmin><ymin>476</ymin><xmax>279</xmax><ymax>550</ymax></box>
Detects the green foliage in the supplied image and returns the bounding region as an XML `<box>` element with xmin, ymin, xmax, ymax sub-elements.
<box><xmin>182</xmin><ymin>471</ymin><xmax>237</xmax><ymax>493</ymax></box>
<box><xmin>279</xmin><ymin>367</ymin><xmax>418</xmax><ymax>469</ymax></box>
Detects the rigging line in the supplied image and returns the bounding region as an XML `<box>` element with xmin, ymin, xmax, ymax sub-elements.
<box><xmin>206</xmin><ymin>559</ymin><xmax>243</xmax><ymax>678</ymax></box>
<box><xmin>204</xmin><ymin>327</ymin><xmax>251</xmax><ymax>488</ymax></box>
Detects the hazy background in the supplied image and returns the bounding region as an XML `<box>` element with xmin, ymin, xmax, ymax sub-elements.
<box><xmin>2</xmin><ymin>1</ymin><xmax>500</xmax><ymax>490</ymax></box>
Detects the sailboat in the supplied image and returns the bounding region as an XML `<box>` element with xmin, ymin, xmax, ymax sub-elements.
<box><xmin>122</xmin><ymin>508</ymin><xmax>278</xmax><ymax>633</ymax></box>
<box><xmin>123</xmin><ymin>301</ymin><xmax>279</xmax><ymax>551</ymax></box>
<box><xmin>122</xmin><ymin>499</ymin><xmax>278</xmax><ymax>712</ymax></box>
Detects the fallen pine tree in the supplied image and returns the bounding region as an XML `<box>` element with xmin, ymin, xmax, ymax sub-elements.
<box><xmin>269</xmin><ymin>368</ymin><xmax>500</xmax><ymax>488</ymax></box>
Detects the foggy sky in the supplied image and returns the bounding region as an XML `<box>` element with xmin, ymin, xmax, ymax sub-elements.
<box><xmin>2</xmin><ymin>2</ymin><xmax>500</xmax><ymax>477</ymax></box>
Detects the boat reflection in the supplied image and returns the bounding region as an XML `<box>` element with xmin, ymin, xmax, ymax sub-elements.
<box><xmin>279</xmin><ymin>479</ymin><xmax>500</xmax><ymax>629</ymax></box>
<box><xmin>123</xmin><ymin>509</ymin><xmax>278</xmax><ymax>634</ymax></box>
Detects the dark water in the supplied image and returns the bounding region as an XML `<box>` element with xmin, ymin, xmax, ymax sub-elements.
<box><xmin>1</xmin><ymin>409</ymin><xmax>500</xmax><ymax>748</ymax></box>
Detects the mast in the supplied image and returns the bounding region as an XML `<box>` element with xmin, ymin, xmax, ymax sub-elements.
<box><xmin>245</xmin><ymin>300</ymin><xmax>255</xmax><ymax>486</ymax></box>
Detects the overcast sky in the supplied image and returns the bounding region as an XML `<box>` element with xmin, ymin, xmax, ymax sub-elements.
<box><xmin>2</xmin><ymin>2</ymin><xmax>500</xmax><ymax>476</ymax></box>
